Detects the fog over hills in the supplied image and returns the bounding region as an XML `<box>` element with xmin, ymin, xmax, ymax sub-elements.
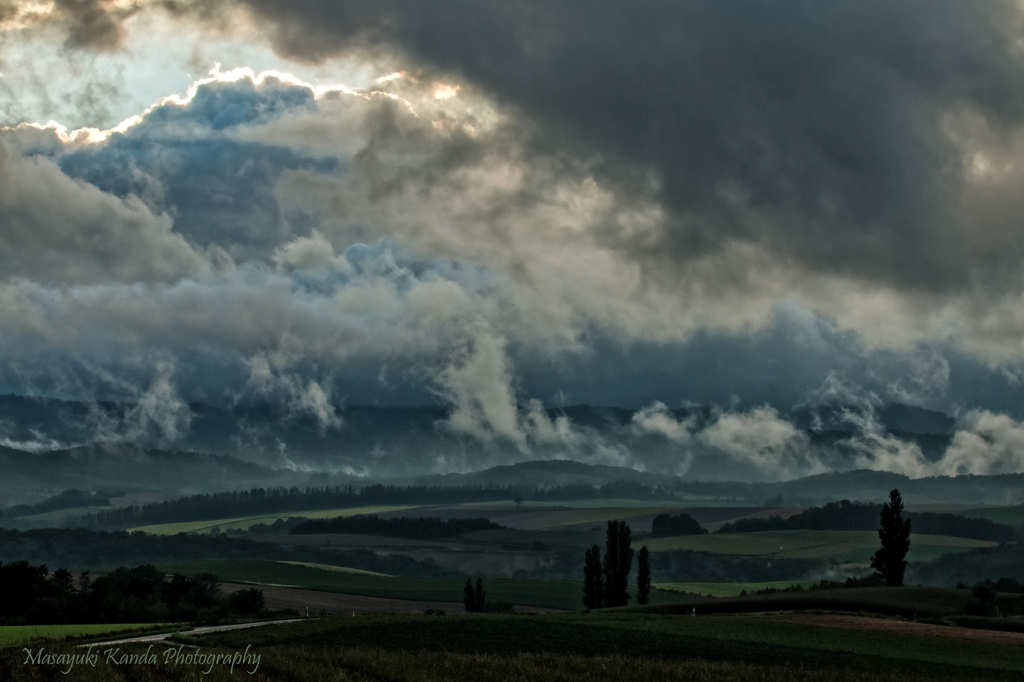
<box><xmin>3</xmin><ymin>391</ymin><xmax>1022</xmax><ymax>505</ymax></box>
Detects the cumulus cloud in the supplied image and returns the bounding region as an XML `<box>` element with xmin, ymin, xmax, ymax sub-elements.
<box><xmin>7</xmin><ymin>8</ymin><xmax>1024</xmax><ymax>480</ymax></box>
<box><xmin>0</xmin><ymin>139</ymin><xmax>210</xmax><ymax>285</ymax></box>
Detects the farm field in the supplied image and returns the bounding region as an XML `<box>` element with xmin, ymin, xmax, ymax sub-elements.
<box><xmin>961</xmin><ymin>505</ymin><xmax>1024</xmax><ymax>526</ymax></box>
<box><xmin>0</xmin><ymin>623</ymin><xmax>174</xmax><ymax>648</ymax></box>
<box><xmin>183</xmin><ymin>612</ymin><xmax>1024</xmax><ymax>678</ymax></box>
<box><xmin>655</xmin><ymin>580</ymin><xmax>819</xmax><ymax>597</ymax></box>
<box><xmin>130</xmin><ymin>505</ymin><xmax>422</xmax><ymax>535</ymax></box>
<box><xmin>157</xmin><ymin>559</ymin><xmax>678</xmax><ymax>610</ymax></box>
<box><xmin>642</xmin><ymin>530</ymin><xmax>995</xmax><ymax>562</ymax></box>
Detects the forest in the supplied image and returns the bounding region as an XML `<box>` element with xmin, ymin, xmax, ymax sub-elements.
<box><xmin>716</xmin><ymin>500</ymin><xmax>1019</xmax><ymax>541</ymax></box>
<box><xmin>0</xmin><ymin>561</ymin><xmax>264</xmax><ymax>625</ymax></box>
<box><xmin>83</xmin><ymin>482</ymin><xmax>667</xmax><ymax>529</ymax></box>
<box><xmin>0</xmin><ymin>528</ymin><xmax>451</xmax><ymax>577</ymax></box>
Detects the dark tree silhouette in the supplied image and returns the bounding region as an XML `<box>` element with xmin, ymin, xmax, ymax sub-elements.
<box><xmin>475</xmin><ymin>577</ymin><xmax>486</xmax><ymax>612</ymax></box>
<box><xmin>583</xmin><ymin>544</ymin><xmax>603</xmax><ymax>609</ymax></box>
<box><xmin>636</xmin><ymin>546</ymin><xmax>651</xmax><ymax>605</ymax></box>
<box><xmin>603</xmin><ymin>520</ymin><xmax>634</xmax><ymax>607</ymax></box>
<box><xmin>463</xmin><ymin>578</ymin><xmax>477</xmax><ymax>612</ymax></box>
<box><xmin>871</xmin><ymin>489</ymin><xmax>911</xmax><ymax>587</ymax></box>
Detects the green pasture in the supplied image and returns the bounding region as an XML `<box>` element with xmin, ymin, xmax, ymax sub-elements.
<box><xmin>130</xmin><ymin>505</ymin><xmax>422</xmax><ymax>535</ymax></box>
<box><xmin>0</xmin><ymin>623</ymin><xmax>172</xmax><ymax>648</ymax></box>
<box><xmin>961</xmin><ymin>505</ymin><xmax>1024</xmax><ymax>526</ymax></box>
<box><xmin>643</xmin><ymin>530</ymin><xmax>994</xmax><ymax>562</ymax></box>
<box><xmin>639</xmin><ymin>585</ymin><xmax>987</xmax><ymax>620</ymax></box>
<box><xmin>655</xmin><ymin>580</ymin><xmax>818</xmax><ymax>598</ymax></box>
<box><xmin>156</xmin><ymin>559</ymin><xmax>676</xmax><ymax>610</ymax></box>
<box><xmin>184</xmin><ymin>611</ymin><xmax>1024</xmax><ymax>679</ymax></box>
<box><xmin>276</xmin><ymin>561</ymin><xmax>390</xmax><ymax>577</ymax></box>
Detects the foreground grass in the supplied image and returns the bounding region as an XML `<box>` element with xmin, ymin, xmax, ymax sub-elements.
<box><xmin>186</xmin><ymin>612</ymin><xmax>1023</xmax><ymax>679</ymax></box>
<box><xmin>643</xmin><ymin>530</ymin><xmax>994</xmax><ymax>562</ymax></box>
<box><xmin>158</xmin><ymin>559</ymin><xmax>678</xmax><ymax>610</ymax></box>
<box><xmin>0</xmin><ymin>623</ymin><xmax>172</xmax><ymax>648</ymax></box>
<box><xmin>131</xmin><ymin>505</ymin><xmax>423</xmax><ymax>535</ymax></box>
<box><xmin>0</xmin><ymin>644</ymin><xmax>946</xmax><ymax>682</ymax></box>
<box><xmin>655</xmin><ymin>580</ymin><xmax>818</xmax><ymax>597</ymax></box>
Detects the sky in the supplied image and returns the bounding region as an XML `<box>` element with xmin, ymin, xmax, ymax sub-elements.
<box><xmin>5</xmin><ymin>1</ymin><xmax>1024</xmax><ymax>478</ymax></box>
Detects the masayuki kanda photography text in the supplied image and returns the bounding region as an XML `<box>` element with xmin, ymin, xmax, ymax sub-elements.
<box><xmin>23</xmin><ymin>644</ymin><xmax>261</xmax><ymax>675</ymax></box>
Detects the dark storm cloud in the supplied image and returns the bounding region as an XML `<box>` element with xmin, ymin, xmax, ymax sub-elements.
<box><xmin>227</xmin><ymin>0</ymin><xmax>1024</xmax><ymax>293</ymax></box>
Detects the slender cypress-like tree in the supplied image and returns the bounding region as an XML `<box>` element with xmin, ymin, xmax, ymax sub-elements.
<box><xmin>636</xmin><ymin>546</ymin><xmax>651</xmax><ymax>605</ymax></box>
<box><xmin>871</xmin><ymin>489</ymin><xmax>911</xmax><ymax>587</ymax></box>
<box><xmin>463</xmin><ymin>578</ymin><xmax>477</xmax><ymax>612</ymax></box>
<box><xmin>583</xmin><ymin>544</ymin><xmax>603</xmax><ymax>609</ymax></box>
<box><xmin>475</xmin><ymin>576</ymin><xmax>486</xmax><ymax>611</ymax></box>
<box><xmin>603</xmin><ymin>520</ymin><xmax>634</xmax><ymax>607</ymax></box>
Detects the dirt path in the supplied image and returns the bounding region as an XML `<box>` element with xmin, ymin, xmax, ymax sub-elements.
<box><xmin>781</xmin><ymin>613</ymin><xmax>1024</xmax><ymax>646</ymax></box>
<box><xmin>79</xmin><ymin>619</ymin><xmax>304</xmax><ymax>647</ymax></box>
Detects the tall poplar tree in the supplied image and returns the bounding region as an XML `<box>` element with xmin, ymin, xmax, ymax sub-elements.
<box><xmin>583</xmin><ymin>544</ymin><xmax>603</xmax><ymax>609</ymax></box>
<box><xmin>871</xmin><ymin>489</ymin><xmax>911</xmax><ymax>587</ymax></box>
<box><xmin>603</xmin><ymin>520</ymin><xmax>634</xmax><ymax>607</ymax></box>
<box><xmin>636</xmin><ymin>546</ymin><xmax>651</xmax><ymax>605</ymax></box>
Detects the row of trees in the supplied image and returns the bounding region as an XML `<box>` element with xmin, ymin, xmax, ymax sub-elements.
<box><xmin>84</xmin><ymin>482</ymin><xmax>673</xmax><ymax>529</ymax></box>
<box><xmin>0</xmin><ymin>561</ymin><xmax>264</xmax><ymax>625</ymax></box>
<box><xmin>583</xmin><ymin>521</ymin><xmax>651</xmax><ymax>609</ymax></box>
<box><xmin>718</xmin><ymin>498</ymin><xmax>1015</xmax><ymax>542</ymax></box>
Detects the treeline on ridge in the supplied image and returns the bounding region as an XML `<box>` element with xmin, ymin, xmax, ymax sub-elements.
<box><xmin>0</xmin><ymin>489</ymin><xmax>111</xmax><ymax>520</ymax></box>
<box><xmin>0</xmin><ymin>561</ymin><xmax>264</xmax><ymax>625</ymax></box>
<box><xmin>717</xmin><ymin>500</ymin><xmax>1019</xmax><ymax>542</ymax></box>
<box><xmin>80</xmin><ymin>481</ymin><xmax>669</xmax><ymax>529</ymax></box>
<box><xmin>290</xmin><ymin>515</ymin><xmax>506</xmax><ymax>538</ymax></box>
<box><xmin>0</xmin><ymin>528</ymin><xmax>450</xmax><ymax>578</ymax></box>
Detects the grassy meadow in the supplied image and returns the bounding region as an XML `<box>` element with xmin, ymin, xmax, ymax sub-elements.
<box><xmin>642</xmin><ymin>529</ymin><xmax>994</xmax><ymax>562</ymax></box>
<box><xmin>962</xmin><ymin>505</ymin><xmax>1024</xmax><ymax>526</ymax></box>
<box><xmin>158</xmin><ymin>559</ymin><xmax>684</xmax><ymax>610</ymax></box>
<box><xmin>130</xmin><ymin>505</ymin><xmax>422</xmax><ymax>535</ymax></box>
<box><xmin>0</xmin><ymin>623</ymin><xmax>175</xmax><ymax>648</ymax></box>
<box><xmin>6</xmin><ymin>608</ymin><xmax>1022</xmax><ymax>681</ymax></box>
<box><xmin>655</xmin><ymin>580</ymin><xmax>819</xmax><ymax>597</ymax></box>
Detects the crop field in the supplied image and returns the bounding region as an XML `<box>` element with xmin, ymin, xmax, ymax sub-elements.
<box><xmin>275</xmin><ymin>561</ymin><xmax>390</xmax><ymax>577</ymax></box>
<box><xmin>5</xmin><ymin>607</ymin><xmax>1023</xmax><ymax>680</ymax></box>
<box><xmin>655</xmin><ymin>580</ymin><xmax>819</xmax><ymax>597</ymax></box>
<box><xmin>961</xmin><ymin>505</ymin><xmax>1024</xmax><ymax>526</ymax></box>
<box><xmin>642</xmin><ymin>530</ymin><xmax>994</xmax><ymax>562</ymax></box>
<box><xmin>640</xmin><ymin>586</ymin><xmax>990</xmax><ymax>619</ymax></box>
<box><xmin>157</xmin><ymin>559</ymin><xmax>678</xmax><ymax>610</ymax></box>
<box><xmin>0</xmin><ymin>623</ymin><xmax>173</xmax><ymax>648</ymax></box>
<box><xmin>185</xmin><ymin>612</ymin><xmax>1024</xmax><ymax>678</ymax></box>
<box><xmin>131</xmin><ymin>505</ymin><xmax>422</xmax><ymax>535</ymax></box>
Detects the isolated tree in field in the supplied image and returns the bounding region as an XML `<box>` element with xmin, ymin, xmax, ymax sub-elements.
<box><xmin>871</xmin><ymin>489</ymin><xmax>911</xmax><ymax>587</ymax></box>
<box><xmin>636</xmin><ymin>546</ymin><xmax>651</xmax><ymax>605</ymax></box>
<box><xmin>514</xmin><ymin>496</ymin><xmax>524</xmax><ymax>511</ymax></box>
<box><xmin>475</xmin><ymin>576</ymin><xmax>486</xmax><ymax>611</ymax></box>
<box><xmin>603</xmin><ymin>520</ymin><xmax>634</xmax><ymax>607</ymax></box>
<box><xmin>583</xmin><ymin>544</ymin><xmax>603</xmax><ymax>609</ymax></box>
<box><xmin>463</xmin><ymin>578</ymin><xmax>478</xmax><ymax>612</ymax></box>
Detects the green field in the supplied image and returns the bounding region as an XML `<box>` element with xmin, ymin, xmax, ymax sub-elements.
<box><xmin>0</xmin><ymin>623</ymin><xmax>173</xmax><ymax>648</ymax></box>
<box><xmin>643</xmin><ymin>530</ymin><xmax>994</xmax><ymax>562</ymax></box>
<box><xmin>157</xmin><ymin>559</ymin><xmax>677</xmax><ymax>610</ymax></box>
<box><xmin>639</xmin><ymin>585</ymin><xmax>991</xmax><ymax>619</ymax></box>
<box><xmin>131</xmin><ymin>505</ymin><xmax>422</xmax><ymax>535</ymax></box>
<box><xmin>962</xmin><ymin>505</ymin><xmax>1024</xmax><ymax>526</ymax></box>
<box><xmin>655</xmin><ymin>580</ymin><xmax>818</xmax><ymax>597</ymax></box>
<box><xmin>5</xmin><ymin>607</ymin><xmax>1023</xmax><ymax>680</ymax></box>
<box><xmin>185</xmin><ymin>612</ymin><xmax>1023</xmax><ymax>678</ymax></box>
<box><xmin>276</xmin><ymin>561</ymin><xmax>390</xmax><ymax>577</ymax></box>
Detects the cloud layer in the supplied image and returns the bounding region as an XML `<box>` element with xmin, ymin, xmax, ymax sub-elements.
<box><xmin>4</xmin><ymin>3</ymin><xmax>1024</xmax><ymax>476</ymax></box>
